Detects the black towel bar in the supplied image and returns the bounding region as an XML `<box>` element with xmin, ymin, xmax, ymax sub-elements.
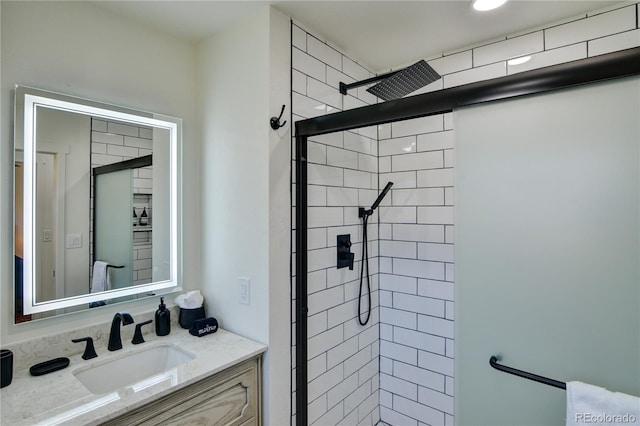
<box><xmin>106</xmin><ymin>264</ymin><xmax>124</xmax><ymax>269</ymax></box>
<box><xmin>490</xmin><ymin>356</ymin><xmax>566</xmax><ymax>390</ymax></box>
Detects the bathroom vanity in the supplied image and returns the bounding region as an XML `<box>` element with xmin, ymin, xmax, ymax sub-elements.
<box><xmin>102</xmin><ymin>356</ymin><xmax>261</xmax><ymax>425</ymax></box>
<box><xmin>0</xmin><ymin>327</ymin><xmax>266</xmax><ymax>425</ymax></box>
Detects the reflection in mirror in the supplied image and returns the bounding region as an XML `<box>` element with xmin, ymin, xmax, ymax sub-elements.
<box><xmin>14</xmin><ymin>86</ymin><xmax>181</xmax><ymax>323</ymax></box>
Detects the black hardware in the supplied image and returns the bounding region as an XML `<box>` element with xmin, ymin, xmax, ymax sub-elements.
<box><xmin>490</xmin><ymin>356</ymin><xmax>566</xmax><ymax>390</ymax></box>
<box><xmin>132</xmin><ymin>320</ymin><xmax>152</xmax><ymax>345</ymax></box>
<box><xmin>72</xmin><ymin>337</ymin><xmax>98</xmax><ymax>360</ymax></box>
<box><xmin>336</xmin><ymin>234</ymin><xmax>354</xmax><ymax>270</ymax></box>
<box><xmin>359</xmin><ymin>181</ymin><xmax>393</xmax><ymax>218</ymax></box>
<box><xmin>292</xmin><ymin>20</ymin><xmax>307</xmax><ymax>426</ymax></box>
<box><xmin>357</xmin><ymin>182</ymin><xmax>393</xmax><ymax>326</ymax></box>
<box><xmin>270</xmin><ymin>104</ymin><xmax>287</xmax><ymax>130</ymax></box>
<box><xmin>29</xmin><ymin>357</ymin><xmax>70</xmax><ymax>376</ymax></box>
<box><xmin>339</xmin><ymin>60</ymin><xmax>441</xmax><ymax>101</ymax></box>
<box><xmin>368</xmin><ymin>61</ymin><xmax>441</xmax><ymax>101</ymax></box>
<box><xmin>339</xmin><ymin>69</ymin><xmax>400</xmax><ymax>95</ymax></box>
<box><xmin>108</xmin><ymin>312</ymin><xmax>134</xmax><ymax>351</ymax></box>
<box><xmin>92</xmin><ymin>155</ymin><xmax>152</xmax><ymax>177</ymax></box>
<box><xmin>106</xmin><ymin>264</ymin><xmax>124</xmax><ymax>269</ymax></box>
<box><xmin>295</xmin><ymin>133</ymin><xmax>308</xmax><ymax>426</ymax></box>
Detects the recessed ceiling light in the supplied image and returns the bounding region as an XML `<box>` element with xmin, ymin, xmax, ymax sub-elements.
<box><xmin>472</xmin><ymin>0</ymin><xmax>508</xmax><ymax>11</ymax></box>
<box><xmin>507</xmin><ymin>56</ymin><xmax>531</xmax><ymax>66</ymax></box>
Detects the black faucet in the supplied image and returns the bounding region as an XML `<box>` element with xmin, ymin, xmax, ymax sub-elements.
<box><xmin>108</xmin><ymin>312</ymin><xmax>134</xmax><ymax>351</ymax></box>
<box><xmin>72</xmin><ymin>337</ymin><xmax>98</xmax><ymax>360</ymax></box>
<box><xmin>132</xmin><ymin>320</ymin><xmax>153</xmax><ymax>345</ymax></box>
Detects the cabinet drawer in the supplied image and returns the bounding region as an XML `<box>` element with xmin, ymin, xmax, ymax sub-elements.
<box><xmin>101</xmin><ymin>356</ymin><xmax>261</xmax><ymax>426</ymax></box>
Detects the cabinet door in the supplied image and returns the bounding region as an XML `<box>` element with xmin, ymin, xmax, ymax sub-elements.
<box><xmin>101</xmin><ymin>357</ymin><xmax>260</xmax><ymax>426</ymax></box>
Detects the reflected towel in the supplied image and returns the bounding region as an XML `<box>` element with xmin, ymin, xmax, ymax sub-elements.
<box><xmin>566</xmin><ymin>381</ymin><xmax>640</xmax><ymax>426</ymax></box>
<box><xmin>90</xmin><ymin>261</ymin><xmax>110</xmax><ymax>293</ymax></box>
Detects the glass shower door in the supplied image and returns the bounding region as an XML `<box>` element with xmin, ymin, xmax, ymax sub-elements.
<box><xmin>94</xmin><ymin>169</ymin><xmax>133</xmax><ymax>289</ymax></box>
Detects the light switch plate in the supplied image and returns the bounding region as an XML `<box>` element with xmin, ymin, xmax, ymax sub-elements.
<box><xmin>239</xmin><ymin>277</ymin><xmax>250</xmax><ymax>305</ymax></box>
<box><xmin>66</xmin><ymin>233</ymin><xmax>82</xmax><ymax>249</ymax></box>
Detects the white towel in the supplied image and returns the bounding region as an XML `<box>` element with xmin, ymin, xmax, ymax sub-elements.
<box><xmin>567</xmin><ymin>381</ymin><xmax>640</xmax><ymax>426</ymax></box>
<box><xmin>90</xmin><ymin>261</ymin><xmax>110</xmax><ymax>293</ymax></box>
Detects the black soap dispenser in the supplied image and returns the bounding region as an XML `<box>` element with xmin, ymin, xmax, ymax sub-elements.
<box><xmin>155</xmin><ymin>297</ymin><xmax>171</xmax><ymax>336</ymax></box>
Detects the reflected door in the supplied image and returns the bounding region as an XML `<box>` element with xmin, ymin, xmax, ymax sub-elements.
<box><xmin>35</xmin><ymin>153</ymin><xmax>57</xmax><ymax>303</ymax></box>
<box><xmin>94</xmin><ymin>169</ymin><xmax>133</xmax><ymax>288</ymax></box>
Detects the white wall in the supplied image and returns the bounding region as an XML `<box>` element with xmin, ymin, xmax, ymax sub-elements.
<box><xmin>37</xmin><ymin>108</ymin><xmax>91</xmax><ymax>299</ymax></box>
<box><xmin>1</xmin><ymin>1</ymin><xmax>199</xmax><ymax>343</ymax></box>
<box><xmin>197</xmin><ymin>6</ymin><xmax>291</xmax><ymax>424</ymax></box>
<box><xmin>198</xmin><ymin>1</ymin><xmax>270</xmax><ymax>361</ymax></box>
<box><xmin>268</xmin><ymin>7</ymin><xmax>294</xmax><ymax>426</ymax></box>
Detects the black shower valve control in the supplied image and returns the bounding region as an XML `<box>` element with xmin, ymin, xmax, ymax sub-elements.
<box><xmin>336</xmin><ymin>234</ymin><xmax>354</xmax><ymax>270</ymax></box>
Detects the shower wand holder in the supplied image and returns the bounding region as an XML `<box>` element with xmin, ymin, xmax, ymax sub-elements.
<box><xmin>359</xmin><ymin>207</ymin><xmax>372</xmax><ymax>218</ymax></box>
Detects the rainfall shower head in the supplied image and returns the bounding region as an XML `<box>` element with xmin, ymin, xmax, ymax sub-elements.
<box><xmin>367</xmin><ymin>60</ymin><xmax>441</xmax><ymax>101</ymax></box>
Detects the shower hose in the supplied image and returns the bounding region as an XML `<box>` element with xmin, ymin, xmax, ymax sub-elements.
<box><xmin>358</xmin><ymin>213</ymin><xmax>371</xmax><ymax>326</ymax></box>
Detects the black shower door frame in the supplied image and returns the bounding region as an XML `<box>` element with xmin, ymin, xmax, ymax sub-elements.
<box><xmin>294</xmin><ymin>46</ymin><xmax>640</xmax><ymax>426</ymax></box>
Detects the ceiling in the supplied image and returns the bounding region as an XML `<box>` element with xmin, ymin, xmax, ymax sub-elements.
<box><xmin>94</xmin><ymin>0</ymin><xmax>628</xmax><ymax>72</ymax></box>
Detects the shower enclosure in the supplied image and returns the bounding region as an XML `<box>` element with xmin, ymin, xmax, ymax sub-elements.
<box><xmin>292</xmin><ymin>30</ymin><xmax>640</xmax><ymax>425</ymax></box>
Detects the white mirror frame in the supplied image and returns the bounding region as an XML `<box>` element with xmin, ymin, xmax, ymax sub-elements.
<box><xmin>17</xmin><ymin>86</ymin><xmax>181</xmax><ymax>315</ymax></box>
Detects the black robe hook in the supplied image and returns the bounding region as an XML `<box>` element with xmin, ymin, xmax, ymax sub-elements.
<box><xmin>270</xmin><ymin>104</ymin><xmax>287</xmax><ymax>130</ymax></box>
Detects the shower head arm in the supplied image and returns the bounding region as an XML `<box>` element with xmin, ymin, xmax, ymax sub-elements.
<box><xmin>339</xmin><ymin>69</ymin><xmax>400</xmax><ymax>95</ymax></box>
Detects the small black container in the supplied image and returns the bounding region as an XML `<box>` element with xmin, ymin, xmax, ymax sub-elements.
<box><xmin>1</xmin><ymin>349</ymin><xmax>13</xmax><ymax>388</ymax></box>
<box><xmin>179</xmin><ymin>306</ymin><xmax>205</xmax><ymax>329</ymax></box>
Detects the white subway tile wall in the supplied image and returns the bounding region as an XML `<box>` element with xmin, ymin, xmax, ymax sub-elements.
<box><xmin>473</xmin><ymin>31</ymin><xmax>544</xmax><ymax>67</ymax></box>
<box><xmin>544</xmin><ymin>6</ymin><xmax>635</xmax><ymax>50</ymax></box>
<box><xmin>292</xmin><ymin>23</ymin><xmax>381</xmax><ymax>426</ymax></box>
<box><xmin>292</xmin><ymin>4</ymin><xmax>639</xmax><ymax>425</ymax></box>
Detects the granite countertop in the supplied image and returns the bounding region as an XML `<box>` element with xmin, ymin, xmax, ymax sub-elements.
<box><xmin>0</xmin><ymin>328</ymin><xmax>266</xmax><ymax>425</ymax></box>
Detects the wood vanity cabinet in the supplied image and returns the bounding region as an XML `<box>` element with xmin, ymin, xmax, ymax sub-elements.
<box><xmin>101</xmin><ymin>355</ymin><xmax>262</xmax><ymax>426</ymax></box>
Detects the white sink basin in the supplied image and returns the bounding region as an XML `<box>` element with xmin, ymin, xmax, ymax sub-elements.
<box><xmin>73</xmin><ymin>344</ymin><xmax>195</xmax><ymax>394</ymax></box>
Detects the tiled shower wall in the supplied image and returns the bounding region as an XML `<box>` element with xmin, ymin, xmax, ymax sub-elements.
<box><xmin>291</xmin><ymin>3</ymin><xmax>640</xmax><ymax>425</ymax></box>
<box><xmin>291</xmin><ymin>23</ymin><xmax>382</xmax><ymax>426</ymax></box>
<box><xmin>377</xmin><ymin>114</ymin><xmax>455</xmax><ymax>426</ymax></box>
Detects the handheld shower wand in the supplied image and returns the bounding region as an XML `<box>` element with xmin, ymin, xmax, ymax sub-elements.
<box><xmin>359</xmin><ymin>182</ymin><xmax>393</xmax><ymax>218</ymax></box>
<box><xmin>358</xmin><ymin>181</ymin><xmax>393</xmax><ymax>326</ymax></box>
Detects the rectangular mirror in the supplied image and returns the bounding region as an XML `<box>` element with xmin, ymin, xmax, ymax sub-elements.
<box><xmin>14</xmin><ymin>85</ymin><xmax>181</xmax><ymax>322</ymax></box>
